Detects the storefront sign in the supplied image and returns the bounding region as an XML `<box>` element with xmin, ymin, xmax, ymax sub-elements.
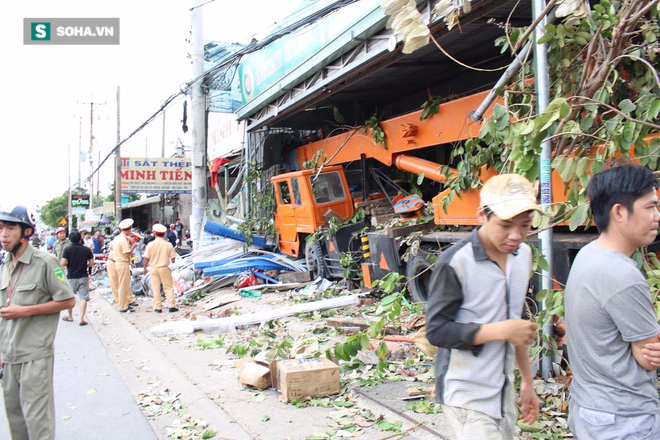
<box><xmin>120</xmin><ymin>157</ymin><xmax>192</xmax><ymax>194</ymax></box>
<box><xmin>71</xmin><ymin>194</ymin><xmax>89</xmax><ymax>215</ymax></box>
<box><xmin>208</xmin><ymin>113</ymin><xmax>245</xmax><ymax>158</ymax></box>
<box><xmin>103</xmin><ymin>201</ymin><xmax>115</xmax><ymax>214</ymax></box>
<box><xmin>237</xmin><ymin>0</ymin><xmax>375</xmax><ymax>105</ymax></box>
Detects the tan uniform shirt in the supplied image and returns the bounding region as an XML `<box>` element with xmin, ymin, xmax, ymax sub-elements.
<box><xmin>112</xmin><ymin>234</ymin><xmax>132</xmax><ymax>263</ymax></box>
<box><xmin>52</xmin><ymin>239</ymin><xmax>71</xmax><ymax>260</ymax></box>
<box><xmin>0</xmin><ymin>246</ymin><xmax>74</xmax><ymax>364</ymax></box>
<box><xmin>144</xmin><ymin>236</ymin><xmax>176</xmax><ymax>268</ymax></box>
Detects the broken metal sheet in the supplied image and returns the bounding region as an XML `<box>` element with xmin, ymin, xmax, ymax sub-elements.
<box><xmin>202</xmin><ymin>258</ymin><xmax>290</xmax><ymax>277</ymax></box>
<box><xmin>204</xmin><ymin>221</ymin><xmax>276</xmax><ymax>250</ymax></box>
<box><xmin>182</xmin><ymin>277</ymin><xmax>236</xmax><ymax>300</ymax></box>
<box><xmin>237</xmin><ymin>280</ymin><xmax>315</xmax><ymax>293</ymax></box>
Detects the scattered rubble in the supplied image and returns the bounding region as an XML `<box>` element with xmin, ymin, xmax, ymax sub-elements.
<box><xmin>92</xmin><ymin>232</ymin><xmax>575</xmax><ymax>439</ymax></box>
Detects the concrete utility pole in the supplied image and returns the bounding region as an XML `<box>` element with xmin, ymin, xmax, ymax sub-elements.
<box><xmin>78</xmin><ymin>116</ymin><xmax>83</xmax><ymax>227</ymax></box>
<box><xmin>115</xmin><ymin>86</ymin><xmax>122</xmax><ymax>223</ymax></box>
<box><xmin>79</xmin><ymin>99</ymin><xmax>105</xmax><ymax>209</ymax></box>
<box><xmin>190</xmin><ymin>0</ymin><xmax>207</xmax><ymax>251</ymax></box>
<box><xmin>162</xmin><ymin>110</ymin><xmax>167</xmax><ymax>223</ymax></box>
<box><xmin>97</xmin><ymin>151</ymin><xmax>101</xmax><ymax>206</ymax></box>
<box><xmin>78</xmin><ymin>117</ymin><xmax>83</xmax><ymax>192</ymax></box>
<box><xmin>89</xmin><ymin>102</ymin><xmax>94</xmax><ymax>208</ymax></box>
<box><xmin>68</xmin><ymin>143</ymin><xmax>72</xmax><ymax>229</ymax></box>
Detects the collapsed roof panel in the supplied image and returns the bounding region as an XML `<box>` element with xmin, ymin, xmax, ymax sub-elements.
<box><xmin>229</xmin><ymin>0</ymin><xmax>531</xmax><ymax>131</ymax></box>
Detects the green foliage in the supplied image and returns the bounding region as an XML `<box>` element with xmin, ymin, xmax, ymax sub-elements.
<box><xmin>639</xmin><ymin>250</ymin><xmax>660</xmax><ymax>320</ymax></box>
<box><xmin>196</xmin><ymin>336</ymin><xmax>224</xmax><ymax>350</ymax></box>
<box><xmin>302</xmin><ymin>149</ymin><xmax>327</xmax><ymax>172</ymax></box>
<box><xmin>231</xmin><ymin>331</ymin><xmax>294</xmax><ymax>361</ymax></box>
<box><xmin>229</xmin><ymin>342</ymin><xmax>250</xmax><ymax>357</ymax></box>
<box><xmin>419</xmin><ymin>93</ymin><xmax>459</xmax><ymax>121</ymax></box>
<box><xmin>376</xmin><ymin>420</ymin><xmax>402</xmax><ymax>433</ymax></box>
<box><xmin>38</xmin><ymin>193</ymin><xmax>69</xmax><ymax>228</ymax></box>
<box><xmin>420</xmin><ymin>95</ymin><xmax>443</xmax><ymax>121</ymax></box>
<box><xmin>404</xmin><ymin>400</ymin><xmax>443</xmax><ymax>414</ymax></box>
<box><xmin>105</xmin><ymin>182</ymin><xmax>140</xmax><ymax>202</ymax></box>
<box><xmin>327</xmin><ymin>332</ymin><xmax>370</xmax><ymax>362</ymax></box>
<box><xmin>440</xmin><ymin>1</ymin><xmax>660</xmax><ymax>334</ymax></box>
<box><xmin>306</xmin><ymin>208</ymin><xmax>367</xmax><ymax>245</ymax></box>
<box><xmin>331</xmin><ymin>104</ymin><xmax>345</xmax><ymax>125</ymax></box>
<box><xmin>325</xmin><ymin>272</ymin><xmax>422</xmax><ymax>385</ymax></box>
<box><xmin>364</xmin><ymin>113</ymin><xmax>387</xmax><ymax>149</ymax></box>
<box><xmin>372</xmin><ymin>272</ymin><xmax>419</xmax><ymax>328</ymax></box>
<box><xmin>236</xmin><ymin>161</ymin><xmax>276</xmax><ymax>249</ymax></box>
<box><xmin>394</xmin><ymin>169</ymin><xmax>424</xmax><ymax>197</ymax></box>
<box><xmin>443</xmin><ymin>0</ymin><xmax>660</xmax><ymax>216</ymax></box>
<box><xmin>181</xmin><ymin>288</ymin><xmax>211</xmax><ymax>305</ymax></box>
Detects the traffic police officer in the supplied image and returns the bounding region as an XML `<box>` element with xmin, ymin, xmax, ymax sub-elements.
<box><xmin>143</xmin><ymin>223</ymin><xmax>179</xmax><ymax>312</ymax></box>
<box><xmin>113</xmin><ymin>219</ymin><xmax>137</xmax><ymax>313</ymax></box>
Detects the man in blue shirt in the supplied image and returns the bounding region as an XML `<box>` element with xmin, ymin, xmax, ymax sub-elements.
<box><xmin>92</xmin><ymin>230</ymin><xmax>104</xmax><ymax>254</ymax></box>
<box><xmin>46</xmin><ymin>232</ymin><xmax>56</xmax><ymax>251</ymax></box>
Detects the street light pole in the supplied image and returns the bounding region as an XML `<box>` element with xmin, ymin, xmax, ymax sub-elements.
<box><xmin>115</xmin><ymin>86</ymin><xmax>122</xmax><ymax>223</ymax></box>
<box><xmin>68</xmin><ymin>142</ymin><xmax>72</xmax><ymax>229</ymax></box>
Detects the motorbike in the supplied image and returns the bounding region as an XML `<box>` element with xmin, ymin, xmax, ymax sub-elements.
<box><xmin>91</xmin><ymin>254</ymin><xmax>108</xmax><ymax>276</ymax></box>
<box><xmin>175</xmin><ymin>245</ymin><xmax>192</xmax><ymax>257</ymax></box>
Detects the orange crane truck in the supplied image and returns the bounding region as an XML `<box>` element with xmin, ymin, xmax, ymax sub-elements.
<box><xmin>270</xmin><ymin>89</ymin><xmax>598</xmax><ymax>302</ymax></box>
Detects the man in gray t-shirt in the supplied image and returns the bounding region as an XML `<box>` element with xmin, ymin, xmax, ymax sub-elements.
<box><xmin>565</xmin><ymin>165</ymin><xmax>660</xmax><ymax>439</ymax></box>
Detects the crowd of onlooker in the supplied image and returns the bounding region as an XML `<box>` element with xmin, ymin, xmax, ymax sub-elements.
<box><xmin>26</xmin><ymin>217</ymin><xmax>188</xmax><ymax>265</ymax></box>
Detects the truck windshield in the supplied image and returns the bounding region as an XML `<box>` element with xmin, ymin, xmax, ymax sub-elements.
<box><xmin>310</xmin><ymin>172</ymin><xmax>346</xmax><ymax>204</ymax></box>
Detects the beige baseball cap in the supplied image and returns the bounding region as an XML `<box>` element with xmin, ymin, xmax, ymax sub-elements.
<box><xmin>480</xmin><ymin>174</ymin><xmax>543</xmax><ymax>220</ymax></box>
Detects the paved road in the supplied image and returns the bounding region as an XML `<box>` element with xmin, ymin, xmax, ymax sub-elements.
<box><xmin>0</xmin><ymin>312</ymin><xmax>158</xmax><ymax>440</ymax></box>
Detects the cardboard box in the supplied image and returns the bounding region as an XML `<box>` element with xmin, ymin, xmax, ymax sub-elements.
<box><xmin>270</xmin><ymin>358</ymin><xmax>340</xmax><ymax>402</ymax></box>
<box><xmin>238</xmin><ymin>361</ymin><xmax>271</xmax><ymax>390</ymax></box>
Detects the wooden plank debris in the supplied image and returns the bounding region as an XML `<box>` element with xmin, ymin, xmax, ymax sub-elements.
<box><xmin>278</xmin><ymin>270</ymin><xmax>312</xmax><ymax>284</ymax></box>
<box><xmin>200</xmin><ymin>293</ymin><xmax>242</xmax><ymax>312</ymax></box>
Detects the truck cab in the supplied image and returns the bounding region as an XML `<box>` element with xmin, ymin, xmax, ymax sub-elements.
<box><xmin>272</xmin><ymin>165</ymin><xmax>355</xmax><ymax>258</ymax></box>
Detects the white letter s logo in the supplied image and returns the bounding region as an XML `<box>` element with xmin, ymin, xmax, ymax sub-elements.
<box><xmin>35</xmin><ymin>24</ymin><xmax>47</xmax><ymax>39</ymax></box>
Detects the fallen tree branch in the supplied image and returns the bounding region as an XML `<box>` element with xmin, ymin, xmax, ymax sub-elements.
<box><xmin>511</xmin><ymin>0</ymin><xmax>557</xmax><ymax>55</ymax></box>
<box><xmin>568</xmin><ymin>96</ymin><xmax>660</xmax><ymax>131</ymax></box>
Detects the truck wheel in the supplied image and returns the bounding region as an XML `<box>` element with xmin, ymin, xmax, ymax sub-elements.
<box><xmin>305</xmin><ymin>240</ymin><xmax>326</xmax><ymax>279</ymax></box>
<box><xmin>406</xmin><ymin>245</ymin><xmax>438</xmax><ymax>304</ymax></box>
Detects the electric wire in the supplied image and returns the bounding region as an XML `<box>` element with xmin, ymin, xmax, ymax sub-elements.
<box><xmin>76</xmin><ymin>0</ymin><xmax>363</xmax><ymax>195</ymax></box>
<box><xmin>76</xmin><ymin>90</ymin><xmax>186</xmax><ymax>191</ymax></box>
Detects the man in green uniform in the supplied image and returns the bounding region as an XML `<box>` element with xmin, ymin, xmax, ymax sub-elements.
<box><xmin>0</xmin><ymin>206</ymin><xmax>75</xmax><ymax>440</ymax></box>
<box><xmin>51</xmin><ymin>226</ymin><xmax>71</xmax><ymax>260</ymax></box>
